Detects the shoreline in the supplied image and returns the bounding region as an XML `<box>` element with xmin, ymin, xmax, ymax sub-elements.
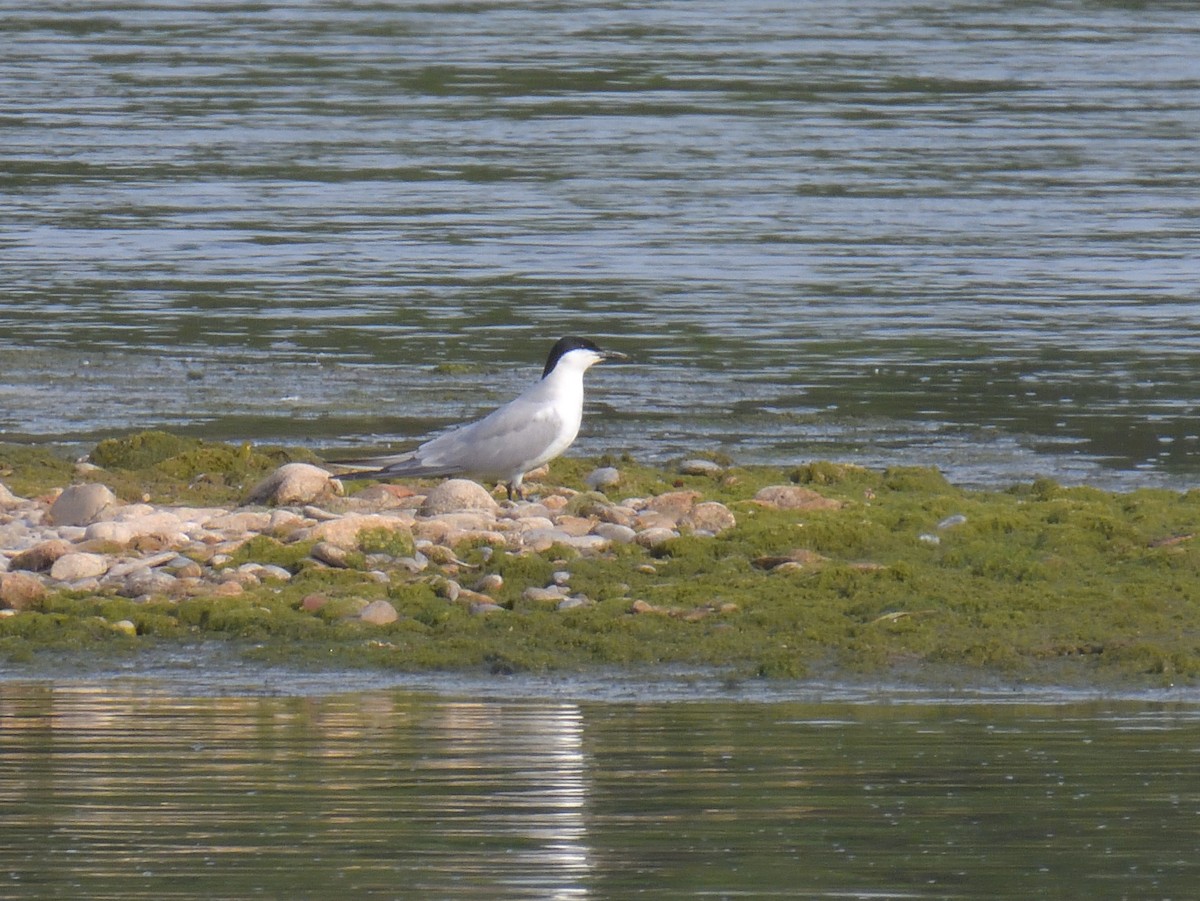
<box><xmin>2</xmin><ymin>431</ymin><xmax>1198</xmax><ymax>688</ymax></box>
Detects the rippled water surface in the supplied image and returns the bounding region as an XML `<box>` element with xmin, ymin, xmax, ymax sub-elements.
<box><xmin>2</xmin><ymin>1</ymin><xmax>1198</xmax><ymax>487</ymax></box>
<box><xmin>2</xmin><ymin>676</ymin><xmax>1198</xmax><ymax>899</ymax></box>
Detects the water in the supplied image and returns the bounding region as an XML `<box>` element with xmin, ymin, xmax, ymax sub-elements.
<box><xmin>2</xmin><ymin>1</ymin><xmax>1199</xmax><ymax>488</ymax></box>
<box><xmin>2</xmin><ymin>674</ymin><xmax>1198</xmax><ymax>899</ymax></box>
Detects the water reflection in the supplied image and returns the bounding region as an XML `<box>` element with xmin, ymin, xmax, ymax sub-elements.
<box><xmin>2</xmin><ymin>680</ymin><xmax>1199</xmax><ymax>899</ymax></box>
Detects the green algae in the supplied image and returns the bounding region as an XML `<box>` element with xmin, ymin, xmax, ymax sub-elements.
<box><xmin>2</xmin><ymin>433</ymin><xmax>1199</xmax><ymax>687</ymax></box>
<box><xmin>1</xmin><ymin>430</ymin><xmax>322</xmax><ymax>505</ymax></box>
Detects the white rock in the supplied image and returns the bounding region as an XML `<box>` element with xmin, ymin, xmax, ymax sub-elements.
<box><xmin>679</xmin><ymin>459</ymin><xmax>723</xmax><ymax>476</ymax></box>
<box><xmin>119</xmin><ymin>569</ymin><xmax>180</xmax><ymax>598</ymax></box>
<box><xmin>82</xmin><ymin>522</ymin><xmax>136</xmax><ymax>545</ymax></box>
<box><xmin>592</xmin><ymin>522</ymin><xmax>637</xmax><ymax>544</ymax></box>
<box><xmin>635</xmin><ymin>527</ymin><xmax>679</xmax><ymax>549</ymax></box>
<box><xmin>519</xmin><ymin>528</ymin><xmax>574</xmax><ymax>552</ymax></box>
<box><xmin>50</xmin><ymin>552</ymin><xmax>110</xmax><ymax>582</ymax></box>
<box><xmin>560</xmin><ymin>534</ymin><xmax>612</xmax><ymax>553</ymax></box>
<box><xmin>523</xmin><ymin>585</ymin><xmax>568</xmax><ymax>602</ymax></box>
<box><xmin>419</xmin><ymin>479</ymin><xmax>499</xmax><ymax>516</ymax></box>
<box><xmin>298</xmin><ymin>514</ymin><xmax>413</xmax><ymax>550</ymax></box>
<box><xmin>49</xmin><ymin>483</ymin><xmax>118</xmax><ymax>526</ymax></box>
<box><xmin>0</xmin><ymin>482</ymin><xmax>23</xmax><ymax>510</ymax></box>
<box><xmin>424</xmin><ymin>511</ymin><xmax>497</xmax><ymax>532</ymax></box>
<box><xmin>359</xmin><ymin>599</ymin><xmax>399</xmax><ymax>625</ymax></box>
<box><xmin>204</xmin><ymin>510</ymin><xmax>274</xmax><ymax>532</ymax></box>
<box><xmin>247</xmin><ymin>463</ymin><xmax>342</xmax><ymax>506</ymax></box>
<box><xmin>585</xmin><ymin>467</ymin><xmax>621</xmax><ymax>490</ymax></box>
<box><xmin>681</xmin><ymin>501</ymin><xmax>736</xmax><ymax>535</ymax></box>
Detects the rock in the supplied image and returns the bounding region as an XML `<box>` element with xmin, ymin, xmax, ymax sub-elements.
<box><xmin>110</xmin><ymin>619</ymin><xmax>138</xmax><ymax>636</ymax></box>
<box><xmin>204</xmin><ymin>510</ymin><xmax>273</xmax><ymax>532</ymax></box>
<box><xmin>551</xmin><ymin>570</ymin><xmax>571</xmax><ymax>585</ymax></box>
<box><xmin>557</xmin><ymin>596</ymin><xmax>591</xmax><ymax>611</ymax></box>
<box><xmin>504</xmin><ymin>502</ymin><xmax>554</xmax><ymax>520</ymax></box>
<box><xmin>679</xmin><ymin>459</ymin><xmax>723</xmax><ymax>476</ymax></box>
<box><xmin>173</xmin><ymin>560</ymin><xmax>204</xmax><ymax>580</ymax></box>
<box><xmin>9</xmin><ymin>539</ymin><xmax>74</xmax><ymax>573</ymax></box>
<box><xmin>681</xmin><ymin>501</ymin><xmax>736</xmax><ymax>534</ymax></box>
<box><xmin>753</xmin><ymin>485</ymin><xmax>842</xmax><ymax>511</ymax></box>
<box><xmin>469</xmin><ymin>601</ymin><xmax>504</xmax><ymax>615</ymax></box>
<box><xmin>84</xmin><ymin>511</ymin><xmax>187</xmax><ymax>546</ymax></box>
<box><xmin>0</xmin><ymin>572</ymin><xmax>46</xmax><ymax>610</ymax></box>
<box><xmin>646</xmin><ymin>490</ymin><xmax>701</xmax><ymax>519</ymax></box>
<box><xmin>519</xmin><ymin>527</ymin><xmax>574</xmax><ymax>552</ymax></box>
<box><xmin>311</xmin><ymin>542</ymin><xmax>352</xmax><ymax>568</ymax></box>
<box><xmin>560</xmin><ymin>534</ymin><xmax>612</xmax><ymax>553</ymax></box>
<box><xmin>0</xmin><ymin>482</ymin><xmax>23</xmax><ymax>509</ymax></box>
<box><xmin>474</xmin><ymin>573</ymin><xmax>504</xmax><ymax>593</ymax></box>
<box><xmin>424</xmin><ymin>511</ymin><xmax>496</xmax><ymax>532</ymax></box>
<box><xmin>585</xmin><ymin>467</ymin><xmax>621</xmax><ymax>490</ymax></box>
<box><xmin>592</xmin><ymin>522</ymin><xmax>637</xmax><ymax>544</ymax></box>
<box><xmin>635</xmin><ymin>527</ymin><xmax>679</xmax><ymax>549</ymax></box>
<box><xmin>50</xmin><ymin>552</ymin><xmax>110</xmax><ymax>582</ymax></box>
<box><xmin>104</xmin><ymin>550</ymin><xmax>179</xmax><ymax>580</ymax></box>
<box><xmin>79</xmin><ymin>522</ymin><xmax>136</xmax><ymax>545</ymax></box>
<box><xmin>247</xmin><ymin>463</ymin><xmax>342</xmax><ymax>506</ymax></box>
<box><xmin>268</xmin><ymin>509</ymin><xmax>309</xmax><ymax>536</ymax></box>
<box><xmin>359</xmin><ymin>599</ymin><xmax>399</xmax><ymax>625</ymax></box>
<box><xmin>555</xmin><ymin>515</ymin><xmax>595</xmax><ymax>537</ymax></box>
<box><xmin>48</xmin><ymin>483</ymin><xmax>118</xmax><ymax>526</ymax></box>
<box><xmin>523</xmin><ymin>585</ymin><xmax>568</xmax><ymax>603</ymax></box>
<box><xmin>419</xmin><ymin>479</ymin><xmax>499</xmax><ymax>516</ymax></box>
<box><xmin>754</xmin><ymin>548</ymin><xmax>829</xmax><ymax>570</ymax></box>
<box><xmin>300</xmin><ymin>593</ymin><xmax>329</xmax><ymax>613</ymax></box>
<box><xmin>118</xmin><ymin>569</ymin><xmax>180</xmax><ymax>599</ymax></box>
<box><xmin>351</xmin><ymin>484</ymin><xmax>415</xmax><ymax>509</ymax></box>
<box><xmin>299</xmin><ymin>514</ymin><xmax>413</xmax><ymax>551</ymax></box>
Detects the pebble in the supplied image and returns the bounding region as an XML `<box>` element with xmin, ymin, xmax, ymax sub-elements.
<box><xmin>474</xmin><ymin>573</ymin><xmax>504</xmax><ymax>593</ymax></box>
<box><xmin>0</xmin><ymin>572</ymin><xmax>47</xmax><ymax>610</ymax></box>
<box><xmin>247</xmin><ymin>462</ymin><xmax>342</xmax><ymax>506</ymax></box>
<box><xmin>311</xmin><ymin>542</ymin><xmax>351</xmax><ymax>568</ymax></box>
<box><xmin>0</xmin><ymin>466</ymin><xmax>747</xmax><ymax>619</ymax></box>
<box><xmin>753</xmin><ymin>485</ymin><xmax>842</xmax><ymax>511</ymax></box>
<box><xmin>584</xmin><ymin>467</ymin><xmax>621</xmax><ymax>490</ymax></box>
<box><xmin>419</xmin><ymin>479</ymin><xmax>499</xmax><ymax>515</ymax></box>
<box><xmin>48</xmin><ymin>483</ymin><xmax>118</xmax><ymax>527</ymax></box>
<box><xmin>679</xmin><ymin>459</ymin><xmax>723</xmax><ymax>476</ymax></box>
<box><xmin>359</xmin><ymin>599</ymin><xmax>399</xmax><ymax>626</ymax></box>
<box><xmin>10</xmin><ymin>539</ymin><xmax>73</xmax><ymax>573</ymax></box>
<box><xmin>469</xmin><ymin>601</ymin><xmax>505</xmax><ymax>615</ymax></box>
<box><xmin>50</xmin><ymin>552</ymin><xmax>110</xmax><ymax>582</ymax></box>
<box><xmin>523</xmin><ymin>585</ymin><xmax>568</xmax><ymax>603</ymax></box>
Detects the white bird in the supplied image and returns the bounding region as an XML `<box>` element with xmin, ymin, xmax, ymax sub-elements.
<box><xmin>337</xmin><ymin>336</ymin><xmax>627</xmax><ymax>499</ymax></box>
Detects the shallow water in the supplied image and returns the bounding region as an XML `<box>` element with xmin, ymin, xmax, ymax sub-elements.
<box><xmin>2</xmin><ymin>673</ymin><xmax>1198</xmax><ymax>899</ymax></box>
<box><xmin>2</xmin><ymin>1</ymin><xmax>1199</xmax><ymax>489</ymax></box>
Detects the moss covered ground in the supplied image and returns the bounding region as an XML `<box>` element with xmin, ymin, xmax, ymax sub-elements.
<box><xmin>2</xmin><ymin>436</ymin><xmax>1198</xmax><ymax>687</ymax></box>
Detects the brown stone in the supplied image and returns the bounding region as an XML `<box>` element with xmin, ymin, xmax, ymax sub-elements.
<box><xmin>681</xmin><ymin>501</ymin><xmax>736</xmax><ymax>534</ymax></box>
<box><xmin>359</xmin><ymin>599</ymin><xmax>399</xmax><ymax>625</ymax></box>
<box><xmin>753</xmin><ymin>485</ymin><xmax>843</xmax><ymax>511</ymax></box>
<box><xmin>0</xmin><ymin>572</ymin><xmax>46</xmax><ymax>610</ymax></box>
<box><xmin>9</xmin><ymin>539</ymin><xmax>73</xmax><ymax>573</ymax></box>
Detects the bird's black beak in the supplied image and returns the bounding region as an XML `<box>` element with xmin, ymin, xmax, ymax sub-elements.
<box><xmin>599</xmin><ymin>348</ymin><xmax>629</xmax><ymax>362</ymax></box>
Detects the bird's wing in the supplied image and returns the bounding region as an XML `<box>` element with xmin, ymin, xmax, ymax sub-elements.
<box><xmin>414</xmin><ymin>396</ymin><xmax>566</xmax><ymax>477</ymax></box>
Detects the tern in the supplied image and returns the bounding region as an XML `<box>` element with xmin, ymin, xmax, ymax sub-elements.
<box><xmin>337</xmin><ymin>336</ymin><xmax>627</xmax><ymax>499</ymax></box>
